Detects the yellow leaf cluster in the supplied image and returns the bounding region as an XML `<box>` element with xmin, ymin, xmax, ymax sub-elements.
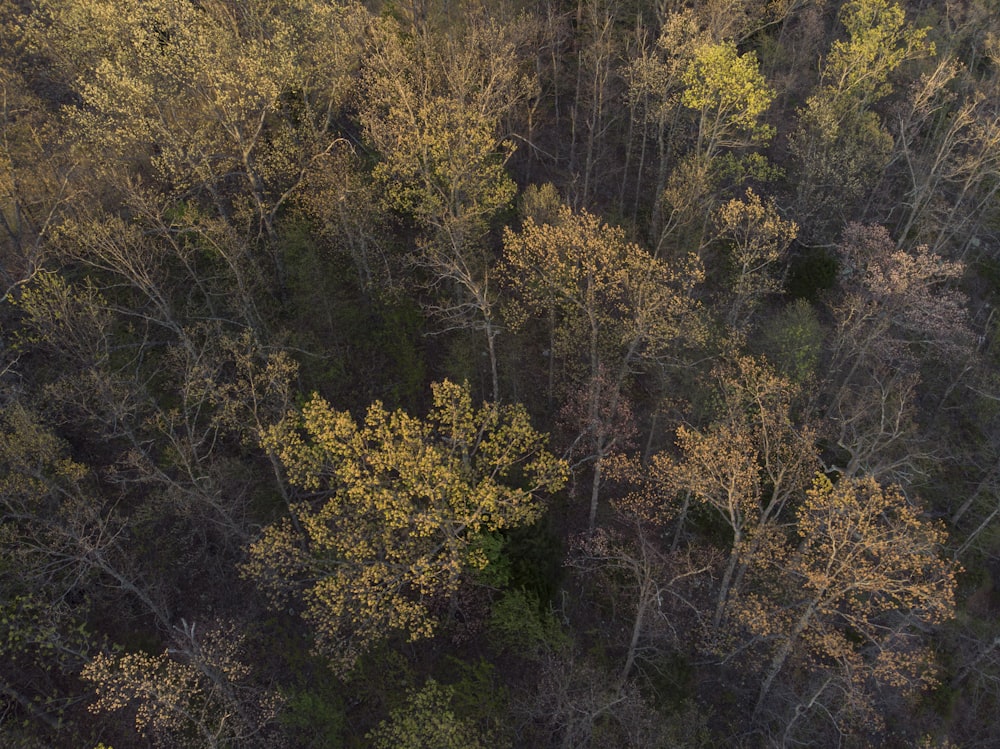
<box><xmin>681</xmin><ymin>40</ymin><xmax>775</xmax><ymax>158</ymax></box>
<box><xmin>360</xmin><ymin>17</ymin><xmax>532</xmax><ymax>235</ymax></box>
<box><xmin>81</xmin><ymin>621</ymin><xmax>276</xmax><ymax>748</ymax></box>
<box><xmin>32</xmin><ymin>0</ymin><xmax>367</xmax><ymax>211</ymax></box>
<box><xmin>501</xmin><ymin>204</ymin><xmax>704</xmax><ymax>374</ymax></box>
<box><xmin>825</xmin><ymin>0</ymin><xmax>932</xmax><ymax>110</ymax></box>
<box><xmin>712</xmin><ymin>188</ymin><xmax>798</xmax><ymax>327</ymax></box>
<box><xmin>249</xmin><ymin>380</ymin><xmax>567</xmax><ymax>671</ymax></box>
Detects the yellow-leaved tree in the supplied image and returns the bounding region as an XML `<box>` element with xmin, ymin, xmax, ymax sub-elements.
<box><xmin>82</xmin><ymin>620</ymin><xmax>280</xmax><ymax>749</ymax></box>
<box><xmin>681</xmin><ymin>39</ymin><xmax>775</xmax><ymax>165</ymax></box>
<box><xmin>244</xmin><ymin>380</ymin><xmax>567</xmax><ymax>672</ymax></box>
<box><xmin>360</xmin><ymin>16</ymin><xmax>535</xmax><ymax>400</ymax></box>
<box><xmin>709</xmin><ymin>188</ymin><xmax>798</xmax><ymax>329</ymax></box>
<box><xmin>654</xmin><ymin>35</ymin><xmax>775</xmax><ymax>255</ymax></box>
<box><xmin>361</xmin><ymin>16</ymin><xmax>532</xmax><ymax>240</ymax></box>
<box><xmin>31</xmin><ymin>0</ymin><xmax>369</xmax><ymax>291</ymax></box>
<box><xmin>502</xmin><ymin>202</ymin><xmax>703</xmax><ymax>532</ymax></box>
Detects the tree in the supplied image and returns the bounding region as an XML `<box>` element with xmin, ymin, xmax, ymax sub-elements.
<box><xmin>668</xmin><ymin>355</ymin><xmax>818</xmax><ymax>630</ymax></box>
<box><xmin>709</xmin><ymin>187</ymin><xmax>798</xmax><ymax>329</ymax></box>
<box><xmin>502</xmin><ymin>203</ymin><xmax>703</xmax><ymax>531</ymax></box>
<box><xmin>360</xmin><ymin>16</ymin><xmax>532</xmax><ymax>235</ymax></box>
<box><xmin>623</xmin><ymin>4</ymin><xmax>793</xmax><ymax>245</ymax></box>
<box><xmin>746</xmin><ymin>474</ymin><xmax>957</xmax><ymax>728</ymax></box>
<box><xmin>623</xmin><ymin>9</ymin><xmax>708</xmax><ymax>244</ymax></box>
<box><xmin>0</xmin><ymin>594</ymin><xmax>96</xmax><ymax>743</ymax></box>
<box><xmin>559</xmin><ymin>366</ymin><xmax>638</xmax><ymax>534</ymax></box>
<box><xmin>566</xmin><ymin>471</ymin><xmax>716</xmax><ymax>683</ymax></box>
<box><xmin>13</xmin><ymin>269</ymin><xmax>296</xmax><ymax>555</ymax></box>
<box><xmin>822</xmin><ymin>223</ymin><xmax>972</xmax><ymax>482</ymax></box>
<box><xmin>367</xmin><ymin>679</ymin><xmax>499</xmax><ymax>749</ymax></box>
<box><xmin>565</xmin><ymin>0</ymin><xmax>624</xmax><ymax>207</ymax></box>
<box><xmin>756</xmin><ymin>298</ymin><xmax>825</xmax><ymax>385</ymax></box>
<box><xmin>524</xmin><ymin>651</ymin><xmax>692</xmax><ymax>748</ymax></box>
<box><xmin>244</xmin><ymin>380</ymin><xmax>567</xmax><ymax>672</ymax></box>
<box><xmin>0</xmin><ymin>22</ymin><xmax>78</xmax><ymax>304</ymax></box>
<box><xmin>32</xmin><ymin>0</ymin><xmax>370</xmax><ymax>288</ymax></box>
<box><xmin>790</xmin><ymin>0</ymin><xmax>932</xmax><ymax>240</ymax></box>
<box><xmin>296</xmin><ymin>141</ymin><xmax>394</xmax><ymax>294</ymax></box>
<box><xmin>503</xmin><ymin>204</ymin><xmax>703</xmax><ymax>387</ymax></box>
<box><xmin>360</xmin><ymin>15</ymin><xmax>535</xmax><ymax>399</ymax></box>
<box><xmin>0</xmin><ymin>400</ymin><xmax>173</xmax><ymax>627</ymax></box>
<box><xmin>889</xmin><ymin>54</ymin><xmax>1000</xmax><ymax>257</ymax></box>
<box><xmin>635</xmin><ymin>30</ymin><xmax>776</xmax><ymax>256</ymax></box>
<box><xmin>82</xmin><ymin>620</ymin><xmax>281</xmax><ymax>749</ymax></box>
<box><xmin>681</xmin><ymin>40</ymin><xmax>774</xmax><ymax>166</ymax></box>
<box><xmin>691</xmin><ymin>0</ymin><xmax>809</xmax><ymax>44</ymax></box>
<box><xmin>659</xmin><ymin>36</ymin><xmax>776</xmax><ymax>256</ymax></box>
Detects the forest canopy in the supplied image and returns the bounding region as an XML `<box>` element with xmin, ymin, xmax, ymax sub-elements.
<box><xmin>1</xmin><ymin>0</ymin><xmax>999</xmax><ymax>746</ymax></box>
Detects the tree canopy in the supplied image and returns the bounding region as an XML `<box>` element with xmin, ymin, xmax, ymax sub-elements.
<box><xmin>0</xmin><ymin>0</ymin><xmax>993</xmax><ymax>745</ymax></box>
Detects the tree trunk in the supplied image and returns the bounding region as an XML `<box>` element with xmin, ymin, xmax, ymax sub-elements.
<box><xmin>712</xmin><ymin>529</ymin><xmax>742</xmax><ymax>631</ymax></box>
<box><xmin>754</xmin><ymin>600</ymin><xmax>817</xmax><ymax>719</ymax></box>
<box><xmin>588</xmin><ymin>454</ymin><xmax>603</xmax><ymax>535</ymax></box>
<box><xmin>486</xmin><ymin>322</ymin><xmax>500</xmax><ymax>403</ymax></box>
<box><xmin>621</xmin><ymin>567</ymin><xmax>652</xmax><ymax>683</ymax></box>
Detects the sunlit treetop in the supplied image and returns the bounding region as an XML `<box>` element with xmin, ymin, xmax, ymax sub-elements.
<box><xmin>246</xmin><ymin>380</ymin><xmax>567</xmax><ymax>672</ymax></box>
<box><xmin>681</xmin><ymin>40</ymin><xmax>775</xmax><ymax>158</ymax></box>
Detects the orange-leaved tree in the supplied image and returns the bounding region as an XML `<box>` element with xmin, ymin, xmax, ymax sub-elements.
<box><xmin>669</xmin><ymin>355</ymin><xmax>819</xmax><ymax>630</ymax></box>
<box><xmin>746</xmin><ymin>474</ymin><xmax>957</xmax><ymax>725</ymax></box>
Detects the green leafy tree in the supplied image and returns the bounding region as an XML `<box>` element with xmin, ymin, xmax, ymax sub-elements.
<box><xmin>756</xmin><ymin>298</ymin><xmax>824</xmax><ymax>385</ymax></box>
<box><xmin>624</xmin><ymin>9</ymin><xmax>708</xmax><ymax>245</ymax></box>
<box><xmin>624</xmin><ymin>4</ymin><xmax>789</xmax><ymax>245</ymax></box>
<box><xmin>791</xmin><ymin>0</ymin><xmax>932</xmax><ymax>239</ymax></box>
<box><xmin>367</xmin><ymin>679</ymin><xmax>501</xmax><ymax>749</ymax></box>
